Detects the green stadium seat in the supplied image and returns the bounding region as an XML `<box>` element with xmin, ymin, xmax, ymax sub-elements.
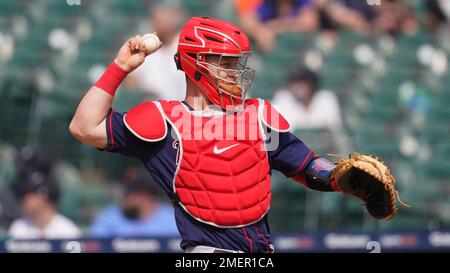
<box><xmin>421</xmin><ymin>121</ymin><xmax>449</xmax><ymax>146</ymax></box>
<box><xmin>114</xmin><ymin>0</ymin><xmax>148</xmax><ymax>17</ymax></box>
<box><xmin>45</xmin><ymin>0</ymin><xmax>86</xmax><ymax>16</ymax></box>
<box><xmin>60</xmin><ymin>180</ymin><xmax>112</xmax><ymax>227</ymax></box>
<box><xmin>293</xmin><ymin>129</ymin><xmax>336</xmax><ymax>156</ymax></box>
<box><xmin>0</xmin><ymin>1</ymin><xmax>21</xmax><ymax>16</ymax></box>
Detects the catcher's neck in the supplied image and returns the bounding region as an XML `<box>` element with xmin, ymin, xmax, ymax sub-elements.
<box><xmin>184</xmin><ymin>77</ymin><xmax>212</xmax><ymax>111</ymax></box>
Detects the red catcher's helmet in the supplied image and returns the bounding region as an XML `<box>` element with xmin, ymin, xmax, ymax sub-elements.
<box><xmin>175</xmin><ymin>17</ymin><xmax>255</xmax><ymax>112</ymax></box>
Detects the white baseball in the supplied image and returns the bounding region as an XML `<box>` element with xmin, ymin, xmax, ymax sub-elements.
<box><xmin>141</xmin><ymin>33</ymin><xmax>161</xmax><ymax>54</ymax></box>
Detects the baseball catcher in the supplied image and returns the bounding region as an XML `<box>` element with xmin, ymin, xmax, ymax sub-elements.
<box><xmin>69</xmin><ymin>16</ymin><xmax>407</xmax><ymax>253</ymax></box>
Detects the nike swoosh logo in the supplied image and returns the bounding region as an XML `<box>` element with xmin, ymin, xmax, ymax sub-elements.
<box><xmin>213</xmin><ymin>144</ymin><xmax>239</xmax><ymax>154</ymax></box>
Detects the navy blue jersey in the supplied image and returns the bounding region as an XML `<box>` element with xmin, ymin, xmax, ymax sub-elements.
<box><xmin>103</xmin><ymin>102</ymin><xmax>315</xmax><ymax>253</ymax></box>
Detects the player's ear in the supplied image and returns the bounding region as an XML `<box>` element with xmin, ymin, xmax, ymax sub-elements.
<box><xmin>174</xmin><ymin>52</ymin><xmax>183</xmax><ymax>71</ymax></box>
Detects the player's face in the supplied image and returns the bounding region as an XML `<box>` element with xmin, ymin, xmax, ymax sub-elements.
<box><xmin>21</xmin><ymin>193</ymin><xmax>50</xmax><ymax>219</ymax></box>
<box><xmin>206</xmin><ymin>55</ymin><xmax>240</xmax><ymax>82</ymax></box>
<box><xmin>290</xmin><ymin>81</ymin><xmax>315</xmax><ymax>103</ymax></box>
<box><xmin>122</xmin><ymin>194</ymin><xmax>140</xmax><ymax>219</ymax></box>
<box><xmin>197</xmin><ymin>53</ymin><xmax>255</xmax><ymax>108</ymax></box>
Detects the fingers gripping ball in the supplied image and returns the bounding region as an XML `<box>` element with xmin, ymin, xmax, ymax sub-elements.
<box><xmin>331</xmin><ymin>152</ymin><xmax>410</xmax><ymax>220</ymax></box>
<box><xmin>141</xmin><ymin>33</ymin><xmax>161</xmax><ymax>54</ymax></box>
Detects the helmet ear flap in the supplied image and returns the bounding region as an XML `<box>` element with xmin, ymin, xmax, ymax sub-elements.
<box><xmin>174</xmin><ymin>52</ymin><xmax>183</xmax><ymax>71</ymax></box>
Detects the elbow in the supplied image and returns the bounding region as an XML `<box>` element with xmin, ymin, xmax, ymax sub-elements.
<box><xmin>69</xmin><ymin>119</ymin><xmax>107</xmax><ymax>149</ymax></box>
<box><xmin>69</xmin><ymin>120</ymin><xmax>85</xmax><ymax>141</ymax></box>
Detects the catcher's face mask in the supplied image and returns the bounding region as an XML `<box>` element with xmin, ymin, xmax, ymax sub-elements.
<box><xmin>198</xmin><ymin>53</ymin><xmax>255</xmax><ymax>111</ymax></box>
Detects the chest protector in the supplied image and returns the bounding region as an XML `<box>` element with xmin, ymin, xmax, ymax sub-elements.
<box><xmin>124</xmin><ymin>98</ymin><xmax>290</xmax><ymax>228</ymax></box>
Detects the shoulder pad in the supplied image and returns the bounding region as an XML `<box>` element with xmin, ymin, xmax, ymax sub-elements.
<box><xmin>260</xmin><ymin>99</ymin><xmax>290</xmax><ymax>132</ymax></box>
<box><xmin>123</xmin><ymin>101</ymin><xmax>167</xmax><ymax>142</ymax></box>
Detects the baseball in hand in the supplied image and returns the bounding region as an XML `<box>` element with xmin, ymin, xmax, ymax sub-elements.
<box><xmin>141</xmin><ymin>33</ymin><xmax>161</xmax><ymax>54</ymax></box>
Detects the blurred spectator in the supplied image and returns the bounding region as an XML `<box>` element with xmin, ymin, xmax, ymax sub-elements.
<box><xmin>372</xmin><ymin>0</ymin><xmax>418</xmax><ymax>37</ymax></box>
<box><xmin>314</xmin><ymin>0</ymin><xmax>376</xmax><ymax>34</ymax></box>
<box><xmin>272</xmin><ymin>68</ymin><xmax>342</xmax><ymax>130</ymax></box>
<box><xmin>90</xmin><ymin>168</ymin><xmax>178</xmax><ymax>238</ymax></box>
<box><xmin>126</xmin><ymin>3</ymin><xmax>187</xmax><ymax>100</ymax></box>
<box><xmin>425</xmin><ymin>0</ymin><xmax>450</xmax><ymax>32</ymax></box>
<box><xmin>236</xmin><ymin>0</ymin><xmax>319</xmax><ymax>53</ymax></box>
<box><xmin>399</xmin><ymin>83</ymin><xmax>433</xmax><ymax>118</ymax></box>
<box><xmin>8</xmin><ymin>147</ymin><xmax>81</xmax><ymax>239</ymax></box>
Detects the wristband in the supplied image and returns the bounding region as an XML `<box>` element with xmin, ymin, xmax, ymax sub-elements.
<box><xmin>94</xmin><ymin>62</ymin><xmax>128</xmax><ymax>96</ymax></box>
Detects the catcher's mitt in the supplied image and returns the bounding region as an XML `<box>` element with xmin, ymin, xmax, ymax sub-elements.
<box><xmin>331</xmin><ymin>152</ymin><xmax>409</xmax><ymax>220</ymax></box>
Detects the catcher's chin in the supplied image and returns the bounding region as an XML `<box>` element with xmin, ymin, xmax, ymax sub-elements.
<box><xmin>218</xmin><ymin>82</ymin><xmax>243</xmax><ymax>96</ymax></box>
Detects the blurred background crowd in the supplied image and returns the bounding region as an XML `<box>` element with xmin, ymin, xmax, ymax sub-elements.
<box><xmin>0</xmin><ymin>0</ymin><xmax>450</xmax><ymax>240</ymax></box>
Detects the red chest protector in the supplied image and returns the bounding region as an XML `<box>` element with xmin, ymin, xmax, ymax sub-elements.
<box><xmin>124</xmin><ymin>98</ymin><xmax>290</xmax><ymax>228</ymax></box>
